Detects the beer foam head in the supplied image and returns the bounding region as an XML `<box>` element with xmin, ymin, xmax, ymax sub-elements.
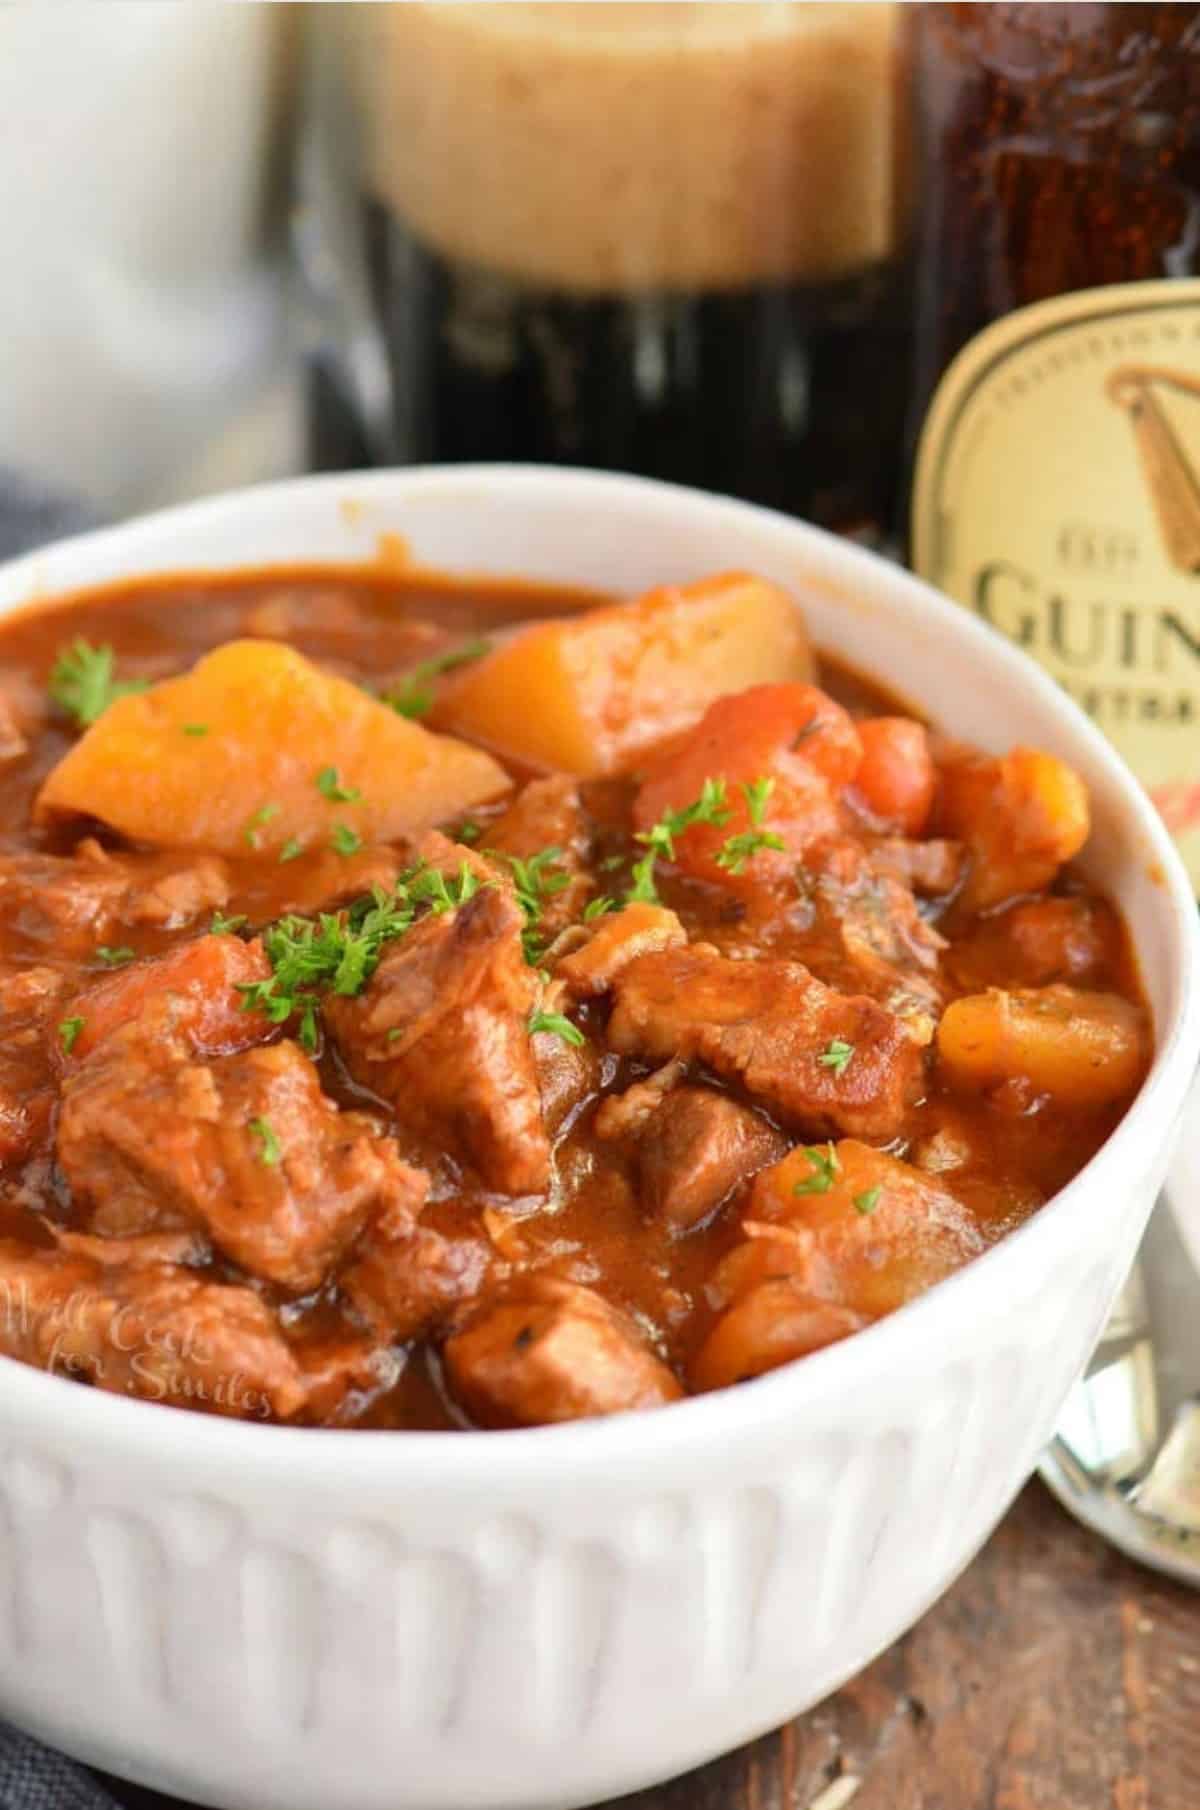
<box><xmin>352</xmin><ymin>2</ymin><xmax>904</xmax><ymax>294</ymax></box>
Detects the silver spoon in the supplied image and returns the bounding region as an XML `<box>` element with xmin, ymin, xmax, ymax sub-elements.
<box><xmin>1042</xmin><ymin>1114</ymin><xmax>1200</xmax><ymax>1586</ymax></box>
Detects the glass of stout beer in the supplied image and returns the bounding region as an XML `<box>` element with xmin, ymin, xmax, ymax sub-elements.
<box><xmin>302</xmin><ymin>2</ymin><xmax>910</xmax><ymax>543</ymax></box>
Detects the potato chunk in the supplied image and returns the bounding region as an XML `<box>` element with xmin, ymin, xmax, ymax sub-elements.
<box><xmin>747</xmin><ymin>1139</ymin><xmax>985</xmax><ymax>1318</ymax></box>
<box><xmin>938</xmin><ymin>748</ymin><xmax>1089</xmax><ymax>911</ymax></box>
<box><xmin>936</xmin><ymin>985</ymin><xmax>1149</xmax><ymax>1107</ymax></box>
<box><xmin>35</xmin><ymin>639</ymin><xmax>509</xmax><ymax>856</ymax></box>
<box><xmin>434</xmin><ymin>572</ymin><xmax>813</xmax><ymax>777</ymax></box>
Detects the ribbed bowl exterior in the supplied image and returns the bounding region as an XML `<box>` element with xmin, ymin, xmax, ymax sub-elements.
<box><xmin>0</xmin><ymin>470</ymin><xmax>1194</xmax><ymax>1810</ymax></box>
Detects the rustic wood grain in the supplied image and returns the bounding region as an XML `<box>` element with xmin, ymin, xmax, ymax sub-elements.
<box><xmin>102</xmin><ymin>1481</ymin><xmax>1200</xmax><ymax>1810</ymax></box>
<box><xmin>616</xmin><ymin>1482</ymin><xmax>1200</xmax><ymax>1810</ymax></box>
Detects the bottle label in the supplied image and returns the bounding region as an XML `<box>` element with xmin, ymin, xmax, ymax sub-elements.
<box><xmin>912</xmin><ymin>279</ymin><xmax>1200</xmax><ymax>889</ymax></box>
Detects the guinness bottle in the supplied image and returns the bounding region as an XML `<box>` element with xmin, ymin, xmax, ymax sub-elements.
<box><xmin>908</xmin><ymin>2</ymin><xmax>1200</xmax><ymax>887</ymax></box>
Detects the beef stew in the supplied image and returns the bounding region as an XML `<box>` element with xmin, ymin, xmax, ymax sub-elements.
<box><xmin>0</xmin><ymin>565</ymin><xmax>1149</xmax><ymax>1429</ymax></box>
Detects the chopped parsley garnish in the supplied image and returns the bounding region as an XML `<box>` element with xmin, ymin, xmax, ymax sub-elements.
<box><xmin>854</xmin><ymin>1186</ymin><xmax>882</xmax><ymax>1216</ymax></box>
<box><xmin>278</xmin><ymin>837</ymin><xmax>305</xmax><ymax>863</ymax></box>
<box><xmin>58</xmin><ymin>1016</ymin><xmax>84</xmax><ymax>1055</ymax></box>
<box><xmin>490</xmin><ymin>845</ymin><xmax>571</xmax><ymax>963</ymax></box>
<box><xmin>182</xmin><ymin>722</ymin><xmax>209</xmax><ymax>738</ymax></box>
<box><xmin>456</xmin><ymin>820</ymin><xmax>482</xmax><ymax>844</ymax></box>
<box><xmin>383</xmin><ymin>637</ymin><xmax>493</xmax><ymax>720</ymax></box>
<box><xmin>96</xmin><ymin>945</ymin><xmax>135</xmax><ymax>968</ymax></box>
<box><xmin>528</xmin><ymin>1010</ymin><xmax>585</xmax><ymax>1047</ymax></box>
<box><xmin>315</xmin><ymin>766</ymin><xmax>361</xmax><ymax>803</ymax></box>
<box><xmin>248</xmin><ymin>1117</ymin><xmax>281</xmax><ymax>1167</ymax></box>
<box><xmin>583</xmin><ymin>895</ymin><xmax>617</xmax><ymax>920</ymax></box>
<box><xmin>817</xmin><ymin>1037</ymin><xmax>855</xmax><ymax>1076</ymax></box>
<box><xmin>330</xmin><ymin>823</ymin><xmax>363</xmax><ymax>857</ymax></box>
<box><xmin>627</xmin><ymin>778</ymin><xmax>731</xmax><ymax>903</ymax></box>
<box><xmin>244</xmin><ymin>802</ymin><xmax>281</xmax><ymax>848</ymax></box>
<box><xmin>238</xmin><ymin>859</ymin><xmax>480</xmax><ymax>1048</ymax></box>
<box><xmin>408</xmin><ymin>862</ymin><xmax>482</xmax><ymax>914</ymax></box>
<box><xmin>211</xmin><ymin>911</ymin><xmax>248</xmax><ymax>936</ymax></box>
<box><xmin>792</xmin><ymin>1143</ymin><xmax>840</xmax><ymax>1196</ymax></box>
<box><xmin>715</xmin><ymin>776</ymin><xmax>787</xmax><ymax>875</ymax></box>
<box><xmin>47</xmin><ymin>639</ymin><xmax>147</xmax><ymax>728</ymax></box>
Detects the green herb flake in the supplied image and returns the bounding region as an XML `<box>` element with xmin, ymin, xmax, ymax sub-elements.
<box><xmin>243</xmin><ymin>802</ymin><xmax>281</xmax><ymax>848</ymax></box>
<box><xmin>408</xmin><ymin>860</ymin><xmax>483</xmax><ymax>914</ymax></box>
<box><xmin>248</xmin><ymin>1116</ymin><xmax>281</xmax><ymax>1167</ymax></box>
<box><xmin>58</xmin><ymin>1016</ymin><xmax>85</xmax><ymax>1055</ymax></box>
<box><xmin>211</xmin><ymin>911</ymin><xmax>248</xmax><ymax>936</ymax></box>
<box><xmin>182</xmin><ymin>722</ymin><xmax>209</xmax><ymax>738</ymax></box>
<box><xmin>47</xmin><ymin>639</ymin><xmax>148</xmax><ymax>728</ymax></box>
<box><xmin>625</xmin><ymin>778</ymin><xmax>731</xmax><ymax>904</ymax></box>
<box><xmin>456</xmin><ymin>820</ymin><xmax>482</xmax><ymax>844</ymax></box>
<box><xmin>583</xmin><ymin>895</ymin><xmax>617</xmax><ymax>921</ymax></box>
<box><xmin>792</xmin><ymin>1143</ymin><xmax>840</xmax><ymax>1197</ymax></box>
<box><xmin>383</xmin><ymin>637</ymin><xmax>493</xmax><ymax>720</ymax></box>
<box><xmin>330</xmin><ymin>823</ymin><xmax>363</xmax><ymax>857</ymax></box>
<box><xmin>528</xmin><ymin>1010</ymin><xmax>585</xmax><ymax>1047</ymax></box>
<box><xmin>817</xmin><ymin>1037</ymin><xmax>855</xmax><ymax>1076</ymax></box>
<box><xmin>715</xmin><ymin>775</ymin><xmax>787</xmax><ymax>875</ymax></box>
<box><xmin>854</xmin><ymin>1186</ymin><xmax>882</xmax><ymax>1217</ymax></box>
<box><xmin>490</xmin><ymin>845</ymin><xmax>571</xmax><ymax>964</ymax></box>
<box><xmin>278</xmin><ymin>837</ymin><xmax>305</xmax><ymax>864</ymax></box>
<box><xmin>315</xmin><ymin>765</ymin><xmax>362</xmax><ymax>804</ymax></box>
<box><xmin>95</xmin><ymin>945</ymin><xmax>135</xmax><ymax>968</ymax></box>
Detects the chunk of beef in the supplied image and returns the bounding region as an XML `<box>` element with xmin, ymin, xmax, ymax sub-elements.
<box><xmin>409</xmin><ymin>828</ymin><xmax>508</xmax><ymax>893</ymax></box>
<box><xmin>58</xmin><ymin>1034</ymin><xmax>425</xmax><ymax>1293</ymax></box>
<box><xmin>57</xmin><ymin>934</ymin><xmax>273</xmax><ymax>1068</ymax></box>
<box><xmin>557</xmin><ymin>902</ymin><xmax>686</xmax><ymax>997</ymax></box>
<box><xmin>593</xmin><ymin>1059</ymin><xmax>685</xmax><ymax>1141</ymax></box>
<box><xmin>949</xmin><ymin>894</ymin><xmax>1121</xmax><ymax>992</ymax></box>
<box><xmin>444</xmin><ymin>1278</ymin><xmax>681</xmax><ymax>1427</ymax></box>
<box><xmin>271</xmin><ymin>846</ymin><xmax>402</xmax><ymax>918</ymax></box>
<box><xmin>0</xmin><ymin>843</ymin><xmax>230</xmax><ymax>959</ymax></box>
<box><xmin>802</xmin><ymin>841</ymin><xmax>946</xmax><ymax>997</ymax></box>
<box><xmin>486</xmin><ymin>776</ymin><xmax>593</xmax><ymax>935</ymax></box>
<box><xmin>326</xmin><ymin>886</ymin><xmax>551</xmax><ymax>1196</ymax></box>
<box><xmin>113</xmin><ymin>850</ymin><xmax>231</xmax><ymax>931</ymax></box>
<box><xmin>0</xmin><ymin>1240</ymin><xmax>308</xmax><ymax>1420</ymax></box>
<box><xmin>0</xmin><ymin>690</ymin><xmax>27</xmax><ymax>762</ymax></box>
<box><xmin>635</xmin><ymin>1088</ymin><xmax>789</xmax><ymax>1230</ymax></box>
<box><xmin>533</xmin><ymin>1032</ymin><xmax>603</xmax><ymax>1137</ymax></box>
<box><xmin>872</xmin><ymin>837</ymin><xmax>966</xmax><ymax>899</ymax></box>
<box><xmin>0</xmin><ymin>965</ymin><xmax>72</xmax><ymax>1164</ymax></box>
<box><xmin>0</xmin><ymin>667</ymin><xmax>47</xmax><ymax>762</ymax></box>
<box><xmin>53</xmin><ymin>1228</ymin><xmax>206</xmax><ymax>1267</ymax></box>
<box><xmin>342</xmin><ymin>1224</ymin><xmax>492</xmax><ymax>1343</ymax></box>
<box><xmin>608</xmin><ymin>948</ymin><xmax>925</xmax><ymax>1142</ymax></box>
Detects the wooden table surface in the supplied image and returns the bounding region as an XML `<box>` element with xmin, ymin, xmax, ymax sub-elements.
<box><xmin>109</xmin><ymin>1478</ymin><xmax>1200</xmax><ymax>1810</ymax></box>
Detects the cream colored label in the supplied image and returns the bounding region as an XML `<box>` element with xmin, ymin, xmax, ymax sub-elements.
<box><xmin>913</xmin><ymin>280</ymin><xmax>1200</xmax><ymax>889</ymax></box>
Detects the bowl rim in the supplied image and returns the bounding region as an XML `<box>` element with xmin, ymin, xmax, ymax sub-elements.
<box><xmin>1</xmin><ymin>461</ymin><xmax>1197</xmax><ymax>1481</ymax></box>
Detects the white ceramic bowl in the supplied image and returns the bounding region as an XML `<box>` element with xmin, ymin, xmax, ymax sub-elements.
<box><xmin>0</xmin><ymin>469</ymin><xmax>1196</xmax><ymax>1810</ymax></box>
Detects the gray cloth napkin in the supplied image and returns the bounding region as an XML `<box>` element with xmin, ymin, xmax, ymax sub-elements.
<box><xmin>0</xmin><ymin>1728</ymin><xmax>119</xmax><ymax>1810</ymax></box>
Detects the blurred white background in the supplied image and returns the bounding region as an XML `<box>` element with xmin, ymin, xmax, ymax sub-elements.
<box><xmin>0</xmin><ymin>2</ymin><xmax>300</xmax><ymax>520</ymax></box>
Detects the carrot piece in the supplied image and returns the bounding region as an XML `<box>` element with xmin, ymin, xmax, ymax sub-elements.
<box><xmin>55</xmin><ymin>934</ymin><xmax>273</xmax><ymax>1068</ymax></box>
<box><xmin>633</xmin><ymin>682</ymin><xmax>860</xmax><ymax>888</ymax></box>
<box><xmin>937</xmin><ymin>747</ymin><xmax>1090</xmax><ymax>911</ymax></box>
<box><xmin>852</xmin><ymin>718</ymin><xmax>935</xmax><ymax>835</ymax></box>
